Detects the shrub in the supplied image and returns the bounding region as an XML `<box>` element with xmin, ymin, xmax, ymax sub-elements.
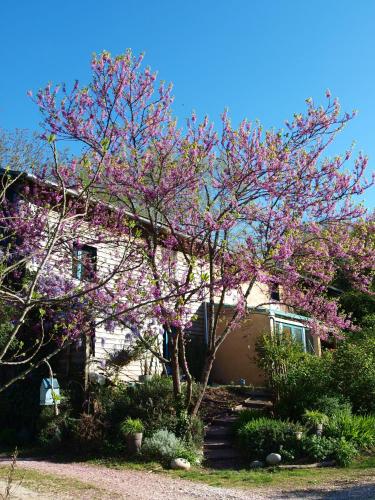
<box><xmin>186</xmin><ymin>415</ymin><xmax>204</xmax><ymax>448</ymax></box>
<box><xmin>97</xmin><ymin>375</ymin><xmax>203</xmax><ymax>444</ymax></box>
<box><xmin>120</xmin><ymin>418</ymin><xmax>144</xmax><ymax>435</ymax></box>
<box><xmin>325</xmin><ymin>413</ymin><xmax>375</xmax><ymax>450</ymax></box>
<box><xmin>236</xmin><ymin>417</ymin><xmax>300</xmax><ymax>461</ymax></box>
<box><xmin>310</xmin><ymin>395</ymin><xmax>352</xmax><ymax>418</ymax></box>
<box><xmin>69</xmin><ymin>413</ymin><xmax>105</xmax><ymax>452</ymax></box>
<box><xmin>233</xmin><ymin>409</ymin><xmax>266</xmax><ymax>433</ymax></box>
<box><xmin>256</xmin><ymin>334</ymin><xmax>334</xmax><ymax>420</ymax></box>
<box><xmin>300</xmin><ymin>435</ymin><xmax>358</xmax><ymax>466</ymax></box>
<box><xmin>141</xmin><ymin>429</ymin><xmax>200</xmax><ymax>466</ymax></box>
<box><xmin>99</xmin><ymin>376</ymin><xmax>178</xmax><ymax>436</ymax></box>
<box><xmin>332</xmin><ymin>438</ymin><xmax>358</xmax><ymax>467</ymax></box>
<box><xmin>331</xmin><ymin>337</ymin><xmax>375</xmax><ymax>414</ymax></box>
<box><xmin>300</xmin><ymin>435</ymin><xmax>335</xmax><ymax>462</ymax></box>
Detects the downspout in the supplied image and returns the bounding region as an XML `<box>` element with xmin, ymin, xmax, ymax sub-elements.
<box><xmin>203</xmin><ymin>302</ymin><xmax>209</xmax><ymax>346</ymax></box>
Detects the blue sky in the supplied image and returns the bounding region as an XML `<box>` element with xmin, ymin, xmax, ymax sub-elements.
<box><xmin>0</xmin><ymin>0</ymin><xmax>374</xmax><ymax>207</ymax></box>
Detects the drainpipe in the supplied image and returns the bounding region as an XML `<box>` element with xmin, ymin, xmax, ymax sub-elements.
<box><xmin>203</xmin><ymin>302</ymin><xmax>209</xmax><ymax>346</ymax></box>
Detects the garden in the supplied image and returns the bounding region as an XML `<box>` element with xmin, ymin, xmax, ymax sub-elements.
<box><xmin>1</xmin><ymin>296</ymin><xmax>374</xmax><ymax>476</ymax></box>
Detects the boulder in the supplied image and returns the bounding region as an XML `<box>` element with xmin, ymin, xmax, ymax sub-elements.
<box><xmin>170</xmin><ymin>458</ymin><xmax>191</xmax><ymax>470</ymax></box>
<box><xmin>266</xmin><ymin>453</ymin><xmax>282</xmax><ymax>465</ymax></box>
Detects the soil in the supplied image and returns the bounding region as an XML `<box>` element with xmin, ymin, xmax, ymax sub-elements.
<box><xmin>200</xmin><ymin>386</ymin><xmax>251</xmax><ymax>421</ymax></box>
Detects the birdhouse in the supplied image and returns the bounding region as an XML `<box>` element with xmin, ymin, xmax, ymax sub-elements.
<box><xmin>40</xmin><ymin>377</ymin><xmax>60</xmax><ymax>406</ymax></box>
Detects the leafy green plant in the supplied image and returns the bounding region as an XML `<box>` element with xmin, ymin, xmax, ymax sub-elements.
<box><xmin>97</xmin><ymin>376</ymin><xmax>203</xmax><ymax>443</ymax></box>
<box><xmin>256</xmin><ymin>334</ymin><xmax>334</xmax><ymax>419</ymax></box>
<box><xmin>331</xmin><ymin>335</ymin><xmax>375</xmax><ymax>414</ymax></box>
<box><xmin>303</xmin><ymin>410</ymin><xmax>329</xmax><ymax>427</ymax></box>
<box><xmin>120</xmin><ymin>418</ymin><xmax>144</xmax><ymax>435</ymax></box>
<box><xmin>233</xmin><ymin>409</ymin><xmax>266</xmax><ymax>432</ymax></box>
<box><xmin>332</xmin><ymin>438</ymin><xmax>358</xmax><ymax>467</ymax></box>
<box><xmin>310</xmin><ymin>395</ymin><xmax>352</xmax><ymax>418</ymax></box>
<box><xmin>325</xmin><ymin>413</ymin><xmax>375</xmax><ymax>450</ymax></box>
<box><xmin>141</xmin><ymin>429</ymin><xmax>200</xmax><ymax>466</ymax></box>
<box><xmin>236</xmin><ymin>417</ymin><xmax>300</xmax><ymax>460</ymax></box>
<box><xmin>300</xmin><ymin>435</ymin><xmax>335</xmax><ymax>462</ymax></box>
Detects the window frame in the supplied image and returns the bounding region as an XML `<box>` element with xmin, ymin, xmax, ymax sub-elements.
<box><xmin>275</xmin><ymin>320</ymin><xmax>315</xmax><ymax>353</ymax></box>
<box><xmin>72</xmin><ymin>243</ymin><xmax>97</xmax><ymax>281</ymax></box>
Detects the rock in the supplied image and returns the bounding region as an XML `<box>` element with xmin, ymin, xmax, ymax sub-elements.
<box><xmin>249</xmin><ymin>460</ymin><xmax>265</xmax><ymax>469</ymax></box>
<box><xmin>170</xmin><ymin>458</ymin><xmax>191</xmax><ymax>470</ymax></box>
<box><xmin>266</xmin><ymin>453</ymin><xmax>282</xmax><ymax>465</ymax></box>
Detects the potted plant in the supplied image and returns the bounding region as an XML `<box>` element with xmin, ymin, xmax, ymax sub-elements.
<box><xmin>303</xmin><ymin>410</ymin><xmax>329</xmax><ymax>436</ymax></box>
<box><xmin>138</xmin><ymin>354</ymin><xmax>155</xmax><ymax>382</ymax></box>
<box><xmin>120</xmin><ymin>418</ymin><xmax>144</xmax><ymax>454</ymax></box>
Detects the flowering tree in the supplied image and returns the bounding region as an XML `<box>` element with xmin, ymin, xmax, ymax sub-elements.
<box><xmin>0</xmin><ymin>130</ymin><xmax>194</xmax><ymax>393</ymax></box>
<box><xmin>31</xmin><ymin>50</ymin><xmax>374</xmax><ymax>416</ymax></box>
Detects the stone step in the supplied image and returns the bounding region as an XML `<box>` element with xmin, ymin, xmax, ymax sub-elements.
<box><xmin>247</xmin><ymin>389</ymin><xmax>272</xmax><ymax>399</ymax></box>
<box><xmin>243</xmin><ymin>398</ymin><xmax>273</xmax><ymax>409</ymax></box>
<box><xmin>205</xmin><ymin>425</ymin><xmax>233</xmax><ymax>439</ymax></box>
<box><xmin>204</xmin><ymin>439</ymin><xmax>233</xmax><ymax>450</ymax></box>
<box><xmin>212</xmin><ymin>415</ymin><xmax>238</xmax><ymax>426</ymax></box>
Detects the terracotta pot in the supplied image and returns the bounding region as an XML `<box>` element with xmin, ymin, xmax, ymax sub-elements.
<box><xmin>127</xmin><ymin>432</ymin><xmax>143</xmax><ymax>454</ymax></box>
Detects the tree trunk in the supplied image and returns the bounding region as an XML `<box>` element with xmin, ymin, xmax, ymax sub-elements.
<box><xmin>170</xmin><ymin>328</ymin><xmax>181</xmax><ymax>398</ymax></box>
<box><xmin>177</xmin><ymin>331</ymin><xmax>193</xmax><ymax>410</ymax></box>
<box><xmin>83</xmin><ymin>331</ymin><xmax>91</xmax><ymax>412</ymax></box>
<box><xmin>190</xmin><ymin>351</ymin><xmax>216</xmax><ymax>417</ymax></box>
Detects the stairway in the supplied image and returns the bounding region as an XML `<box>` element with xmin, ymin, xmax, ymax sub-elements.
<box><xmin>203</xmin><ymin>388</ymin><xmax>273</xmax><ymax>469</ymax></box>
<box><xmin>204</xmin><ymin>413</ymin><xmax>244</xmax><ymax>469</ymax></box>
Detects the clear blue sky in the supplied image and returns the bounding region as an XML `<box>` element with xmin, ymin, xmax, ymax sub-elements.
<box><xmin>0</xmin><ymin>0</ymin><xmax>374</xmax><ymax>207</ymax></box>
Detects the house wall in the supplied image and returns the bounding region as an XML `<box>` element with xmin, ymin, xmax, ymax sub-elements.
<box><xmin>211</xmin><ymin>311</ymin><xmax>270</xmax><ymax>386</ymax></box>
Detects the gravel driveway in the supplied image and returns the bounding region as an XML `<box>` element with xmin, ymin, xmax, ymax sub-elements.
<box><xmin>2</xmin><ymin>458</ymin><xmax>375</xmax><ymax>499</ymax></box>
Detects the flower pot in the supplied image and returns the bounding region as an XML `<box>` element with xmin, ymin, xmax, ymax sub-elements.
<box><xmin>316</xmin><ymin>423</ymin><xmax>323</xmax><ymax>436</ymax></box>
<box><xmin>127</xmin><ymin>432</ymin><xmax>143</xmax><ymax>454</ymax></box>
<box><xmin>295</xmin><ymin>431</ymin><xmax>303</xmax><ymax>440</ymax></box>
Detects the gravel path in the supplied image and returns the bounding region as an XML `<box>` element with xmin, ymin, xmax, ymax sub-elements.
<box><xmin>0</xmin><ymin>459</ymin><xmax>273</xmax><ymax>500</ymax></box>
<box><xmin>2</xmin><ymin>458</ymin><xmax>375</xmax><ymax>499</ymax></box>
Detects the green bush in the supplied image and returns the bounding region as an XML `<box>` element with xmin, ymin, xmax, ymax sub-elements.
<box><xmin>310</xmin><ymin>395</ymin><xmax>352</xmax><ymax>418</ymax></box>
<box><xmin>236</xmin><ymin>417</ymin><xmax>300</xmax><ymax>461</ymax></box>
<box><xmin>257</xmin><ymin>330</ymin><xmax>375</xmax><ymax>419</ymax></box>
<box><xmin>332</xmin><ymin>438</ymin><xmax>358</xmax><ymax>467</ymax></box>
<box><xmin>98</xmin><ymin>375</ymin><xmax>203</xmax><ymax>445</ymax></box>
<box><xmin>99</xmin><ymin>376</ymin><xmax>179</xmax><ymax>436</ymax></box>
<box><xmin>141</xmin><ymin>429</ymin><xmax>201</xmax><ymax>466</ymax></box>
<box><xmin>256</xmin><ymin>334</ymin><xmax>334</xmax><ymax>420</ymax></box>
<box><xmin>186</xmin><ymin>415</ymin><xmax>205</xmax><ymax>448</ymax></box>
<box><xmin>325</xmin><ymin>413</ymin><xmax>375</xmax><ymax>450</ymax></box>
<box><xmin>331</xmin><ymin>336</ymin><xmax>375</xmax><ymax>414</ymax></box>
<box><xmin>300</xmin><ymin>435</ymin><xmax>358</xmax><ymax>467</ymax></box>
<box><xmin>233</xmin><ymin>409</ymin><xmax>266</xmax><ymax>433</ymax></box>
<box><xmin>300</xmin><ymin>435</ymin><xmax>335</xmax><ymax>462</ymax></box>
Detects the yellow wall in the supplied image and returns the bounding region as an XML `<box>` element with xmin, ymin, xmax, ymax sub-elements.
<box><xmin>211</xmin><ymin>312</ymin><xmax>271</xmax><ymax>386</ymax></box>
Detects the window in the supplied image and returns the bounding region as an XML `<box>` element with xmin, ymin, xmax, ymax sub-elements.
<box><xmin>275</xmin><ymin>321</ymin><xmax>315</xmax><ymax>353</ymax></box>
<box><xmin>72</xmin><ymin>244</ymin><xmax>97</xmax><ymax>281</ymax></box>
<box><xmin>270</xmin><ymin>284</ymin><xmax>280</xmax><ymax>302</ymax></box>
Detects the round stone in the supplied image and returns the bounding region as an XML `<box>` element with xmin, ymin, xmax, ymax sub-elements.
<box><xmin>266</xmin><ymin>453</ymin><xmax>282</xmax><ymax>465</ymax></box>
<box><xmin>170</xmin><ymin>458</ymin><xmax>191</xmax><ymax>470</ymax></box>
<box><xmin>249</xmin><ymin>460</ymin><xmax>264</xmax><ymax>468</ymax></box>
